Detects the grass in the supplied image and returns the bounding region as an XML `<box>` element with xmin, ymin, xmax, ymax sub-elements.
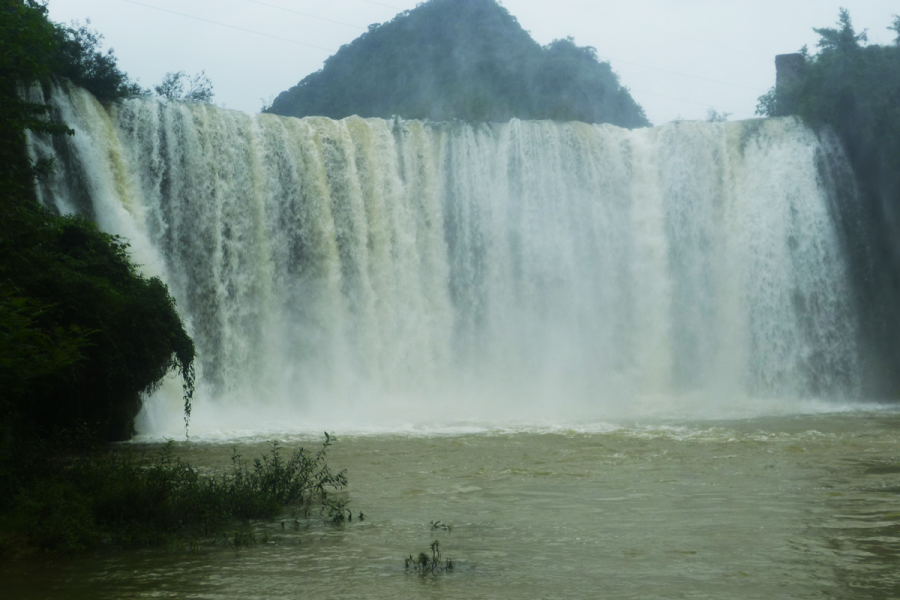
<box><xmin>0</xmin><ymin>435</ymin><xmax>348</xmax><ymax>555</ymax></box>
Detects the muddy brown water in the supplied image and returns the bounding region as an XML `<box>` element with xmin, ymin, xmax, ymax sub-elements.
<box><xmin>4</xmin><ymin>411</ymin><xmax>900</xmax><ymax>599</ymax></box>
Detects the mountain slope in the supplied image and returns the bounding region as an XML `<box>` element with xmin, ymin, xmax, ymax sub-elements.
<box><xmin>267</xmin><ymin>0</ymin><xmax>649</xmax><ymax>127</ymax></box>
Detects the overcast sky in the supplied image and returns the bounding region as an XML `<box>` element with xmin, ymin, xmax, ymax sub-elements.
<box><xmin>46</xmin><ymin>0</ymin><xmax>898</xmax><ymax>126</ymax></box>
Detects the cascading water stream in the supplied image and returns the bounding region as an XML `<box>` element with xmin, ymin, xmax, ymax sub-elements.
<box><xmin>29</xmin><ymin>82</ymin><xmax>863</xmax><ymax>435</ymax></box>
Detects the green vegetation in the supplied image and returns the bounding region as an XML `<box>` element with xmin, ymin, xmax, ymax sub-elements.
<box><xmin>0</xmin><ymin>0</ymin><xmax>72</xmax><ymax>196</ymax></box>
<box><xmin>268</xmin><ymin>0</ymin><xmax>649</xmax><ymax>127</ymax></box>
<box><xmin>50</xmin><ymin>19</ymin><xmax>143</xmax><ymax>102</ymax></box>
<box><xmin>405</xmin><ymin>520</ymin><xmax>455</xmax><ymax>573</ymax></box>
<box><xmin>756</xmin><ymin>9</ymin><xmax>900</xmax><ymax>395</ymax></box>
<box><xmin>756</xmin><ymin>9</ymin><xmax>900</xmax><ymax>156</ymax></box>
<box><xmin>153</xmin><ymin>70</ymin><xmax>214</xmax><ymax>103</ymax></box>
<box><xmin>52</xmin><ymin>17</ymin><xmax>215</xmax><ymax>103</ymax></box>
<box><xmin>1</xmin><ymin>205</ymin><xmax>196</xmax><ymax>441</ymax></box>
<box><xmin>0</xmin><ymin>437</ymin><xmax>347</xmax><ymax>554</ymax></box>
<box><xmin>1</xmin><ymin>0</ymin><xmax>194</xmax><ymax>442</ymax></box>
<box><xmin>0</xmin><ymin>3</ymin><xmax>348</xmax><ymax>556</ymax></box>
<box><xmin>705</xmin><ymin>108</ymin><xmax>731</xmax><ymax>123</ymax></box>
<box><xmin>406</xmin><ymin>540</ymin><xmax>454</xmax><ymax>573</ymax></box>
<box><xmin>754</xmin><ymin>8</ymin><xmax>900</xmax><ymax>208</ymax></box>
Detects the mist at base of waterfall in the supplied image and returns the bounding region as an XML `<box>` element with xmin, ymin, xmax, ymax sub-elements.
<box><xmin>135</xmin><ymin>377</ymin><xmax>890</xmax><ymax>442</ymax></box>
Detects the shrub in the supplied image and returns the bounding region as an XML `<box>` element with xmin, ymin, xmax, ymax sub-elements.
<box><xmin>0</xmin><ymin>436</ymin><xmax>347</xmax><ymax>553</ymax></box>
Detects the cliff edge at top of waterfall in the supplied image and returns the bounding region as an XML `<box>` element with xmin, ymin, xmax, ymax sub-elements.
<box><xmin>265</xmin><ymin>0</ymin><xmax>649</xmax><ymax>128</ymax></box>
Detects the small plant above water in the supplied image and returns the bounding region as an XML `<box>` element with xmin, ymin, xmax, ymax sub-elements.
<box><xmin>405</xmin><ymin>540</ymin><xmax>454</xmax><ymax>574</ymax></box>
<box><xmin>430</xmin><ymin>520</ymin><xmax>451</xmax><ymax>533</ymax></box>
<box><xmin>320</xmin><ymin>497</ymin><xmax>364</xmax><ymax>523</ymax></box>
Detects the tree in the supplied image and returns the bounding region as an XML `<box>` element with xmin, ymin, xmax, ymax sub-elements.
<box><xmin>0</xmin><ymin>0</ymin><xmax>73</xmax><ymax>189</ymax></box>
<box><xmin>154</xmin><ymin>70</ymin><xmax>214</xmax><ymax>103</ymax></box>
<box><xmin>51</xmin><ymin>19</ymin><xmax>143</xmax><ymax>102</ymax></box>
<box><xmin>0</xmin><ymin>0</ymin><xmax>196</xmax><ymax>440</ymax></box>
<box><xmin>705</xmin><ymin>108</ymin><xmax>731</xmax><ymax>122</ymax></box>
<box><xmin>813</xmin><ymin>8</ymin><xmax>867</xmax><ymax>54</ymax></box>
<box><xmin>1</xmin><ymin>208</ymin><xmax>196</xmax><ymax>440</ymax></box>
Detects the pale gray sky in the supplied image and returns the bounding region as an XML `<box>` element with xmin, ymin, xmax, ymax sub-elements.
<box><xmin>46</xmin><ymin>0</ymin><xmax>898</xmax><ymax>125</ymax></box>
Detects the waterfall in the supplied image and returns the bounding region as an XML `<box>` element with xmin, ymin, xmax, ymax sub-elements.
<box><xmin>30</xmin><ymin>82</ymin><xmax>863</xmax><ymax>433</ymax></box>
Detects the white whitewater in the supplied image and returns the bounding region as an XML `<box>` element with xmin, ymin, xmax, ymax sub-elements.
<box><xmin>30</xmin><ymin>83</ymin><xmax>862</xmax><ymax>434</ymax></box>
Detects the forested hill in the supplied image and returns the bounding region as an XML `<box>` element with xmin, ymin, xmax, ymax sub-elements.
<box><xmin>266</xmin><ymin>0</ymin><xmax>650</xmax><ymax>128</ymax></box>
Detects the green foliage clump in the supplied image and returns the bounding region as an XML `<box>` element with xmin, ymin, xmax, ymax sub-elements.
<box><xmin>756</xmin><ymin>9</ymin><xmax>900</xmax><ymax>395</ymax></box>
<box><xmin>3</xmin><ymin>2</ymin><xmax>152</xmax><ymax>107</ymax></box>
<box><xmin>755</xmin><ymin>9</ymin><xmax>900</xmax><ymax>172</ymax></box>
<box><xmin>0</xmin><ymin>0</ymin><xmax>195</xmax><ymax>441</ymax></box>
<box><xmin>1</xmin><ymin>0</ymin><xmax>89</xmax><ymax>433</ymax></box>
<box><xmin>225</xmin><ymin>437</ymin><xmax>348</xmax><ymax>520</ymax></box>
<box><xmin>268</xmin><ymin>0</ymin><xmax>648</xmax><ymax>127</ymax></box>
<box><xmin>50</xmin><ymin>19</ymin><xmax>143</xmax><ymax>102</ymax></box>
<box><xmin>1</xmin><ymin>199</ymin><xmax>195</xmax><ymax>441</ymax></box>
<box><xmin>0</xmin><ymin>436</ymin><xmax>348</xmax><ymax>554</ymax></box>
<box><xmin>0</xmin><ymin>292</ymin><xmax>93</xmax><ymax>405</ymax></box>
<box><xmin>756</xmin><ymin>9</ymin><xmax>899</xmax><ymax>151</ymax></box>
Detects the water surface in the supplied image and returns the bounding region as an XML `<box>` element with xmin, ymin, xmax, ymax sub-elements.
<box><xmin>5</xmin><ymin>411</ymin><xmax>900</xmax><ymax>599</ymax></box>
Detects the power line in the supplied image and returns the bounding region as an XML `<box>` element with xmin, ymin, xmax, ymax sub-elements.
<box><xmin>333</xmin><ymin>1</ymin><xmax>768</xmax><ymax>98</ymax></box>
<box><xmin>597</xmin><ymin>54</ymin><xmax>767</xmax><ymax>93</ymax></box>
<box><xmin>262</xmin><ymin>2</ymin><xmax>765</xmax><ymax>93</ymax></box>
<box><xmin>629</xmin><ymin>88</ymin><xmax>752</xmax><ymax>117</ymax></box>
<box><xmin>346</xmin><ymin>0</ymin><xmax>771</xmax><ymax>63</ymax></box>
<box><xmin>111</xmin><ymin>0</ymin><xmax>762</xmax><ymax>119</ymax></box>
<box><xmin>351</xmin><ymin>0</ymin><xmax>407</xmax><ymax>11</ymax></box>
<box><xmin>116</xmin><ymin>0</ymin><xmax>337</xmax><ymax>52</ymax></box>
<box><xmin>119</xmin><ymin>0</ymin><xmax>764</xmax><ymax>95</ymax></box>
<box><xmin>246</xmin><ymin>0</ymin><xmax>366</xmax><ymax>30</ymax></box>
<box><xmin>536</xmin><ymin>0</ymin><xmax>771</xmax><ymax>61</ymax></box>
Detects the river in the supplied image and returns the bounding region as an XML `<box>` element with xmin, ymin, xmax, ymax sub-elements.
<box><xmin>5</xmin><ymin>410</ymin><xmax>899</xmax><ymax>599</ymax></box>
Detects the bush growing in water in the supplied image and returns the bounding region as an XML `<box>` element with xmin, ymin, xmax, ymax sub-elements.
<box><xmin>0</xmin><ymin>436</ymin><xmax>347</xmax><ymax>554</ymax></box>
<box><xmin>405</xmin><ymin>540</ymin><xmax>454</xmax><ymax>574</ymax></box>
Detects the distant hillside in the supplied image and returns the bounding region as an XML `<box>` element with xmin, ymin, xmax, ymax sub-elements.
<box><xmin>267</xmin><ymin>0</ymin><xmax>649</xmax><ymax>128</ymax></box>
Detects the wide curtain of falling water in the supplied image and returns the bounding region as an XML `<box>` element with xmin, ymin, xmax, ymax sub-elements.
<box><xmin>29</xmin><ymin>82</ymin><xmax>863</xmax><ymax>428</ymax></box>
